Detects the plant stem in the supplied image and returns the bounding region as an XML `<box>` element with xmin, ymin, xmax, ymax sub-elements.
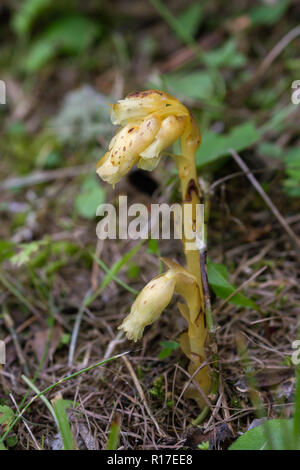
<box><xmin>175</xmin><ymin>117</ymin><xmax>212</xmax><ymax>406</ymax></box>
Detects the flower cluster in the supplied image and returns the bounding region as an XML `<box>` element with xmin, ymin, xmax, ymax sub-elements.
<box><xmin>96</xmin><ymin>90</ymin><xmax>197</xmax><ymax>186</ymax></box>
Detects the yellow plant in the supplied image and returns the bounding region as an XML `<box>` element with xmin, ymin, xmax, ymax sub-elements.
<box><xmin>96</xmin><ymin>90</ymin><xmax>212</xmax><ymax>407</ymax></box>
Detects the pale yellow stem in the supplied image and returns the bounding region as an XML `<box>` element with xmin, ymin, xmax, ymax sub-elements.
<box><xmin>176</xmin><ymin>118</ymin><xmax>211</xmax><ymax>406</ymax></box>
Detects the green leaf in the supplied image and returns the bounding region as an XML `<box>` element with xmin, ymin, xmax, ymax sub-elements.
<box><xmin>147</xmin><ymin>238</ymin><xmax>163</xmax><ymax>273</ymax></box>
<box><xmin>197</xmin><ymin>122</ymin><xmax>260</xmax><ymax>168</ymax></box>
<box><xmin>282</xmin><ymin>148</ymin><xmax>300</xmax><ymax>197</ymax></box>
<box><xmin>6</xmin><ymin>436</ymin><xmax>18</xmax><ymax>448</ymax></box>
<box><xmin>203</xmin><ymin>39</ymin><xmax>246</xmax><ymax>68</ymax></box>
<box><xmin>0</xmin><ymin>241</ymin><xmax>15</xmax><ymax>263</ymax></box>
<box><xmin>198</xmin><ymin>441</ymin><xmax>210</xmax><ymax>450</ymax></box>
<box><xmin>159</xmin><ymin>340</ymin><xmax>180</xmax><ymax>359</ymax></box>
<box><xmin>24</xmin><ymin>15</ymin><xmax>99</xmax><ymax>72</ymax></box>
<box><xmin>229</xmin><ymin>419</ymin><xmax>294</xmax><ymax>450</ymax></box>
<box><xmin>0</xmin><ymin>406</ymin><xmax>14</xmax><ymax>430</ymax></box>
<box><xmin>12</xmin><ymin>0</ymin><xmax>52</xmax><ymax>35</ymax></box>
<box><xmin>43</xmin><ymin>15</ymin><xmax>98</xmax><ymax>53</ymax></box>
<box><xmin>42</xmin><ymin>151</ymin><xmax>62</xmax><ymax>169</ymax></box>
<box><xmin>10</xmin><ymin>240</ymin><xmax>47</xmax><ymax>267</ymax></box>
<box><xmin>127</xmin><ymin>263</ymin><xmax>140</xmax><ymax>280</ymax></box>
<box><xmin>207</xmin><ymin>260</ymin><xmax>258</xmax><ymax>309</ymax></box>
<box><xmin>177</xmin><ymin>3</ymin><xmax>203</xmax><ymax>39</ymax></box>
<box><xmin>258</xmin><ymin>142</ymin><xmax>284</xmax><ymax>159</ymax></box>
<box><xmin>75</xmin><ymin>175</ymin><xmax>106</xmax><ymax>219</ymax></box>
<box><xmin>147</xmin><ymin>238</ymin><xmax>160</xmax><ymax>255</ymax></box>
<box><xmin>249</xmin><ymin>0</ymin><xmax>290</xmax><ymax>26</ymax></box>
<box><xmin>24</xmin><ymin>37</ymin><xmax>57</xmax><ymax>72</ymax></box>
<box><xmin>162</xmin><ymin>71</ymin><xmax>215</xmax><ymax>101</ymax></box>
<box><xmin>52</xmin><ymin>398</ymin><xmax>75</xmax><ymax>450</ymax></box>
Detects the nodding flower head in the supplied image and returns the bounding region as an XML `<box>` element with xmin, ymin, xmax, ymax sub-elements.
<box><xmin>118</xmin><ymin>270</ymin><xmax>176</xmax><ymax>342</ymax></box>
<box><xmin>96</xmin><ymin>90</ymin><xmax>200</xmax><ymax>185</ymax></box>
<box><xmin>118</xmin><ymin>258</ymin><xmax>202</xmax><ymax>342</ymax></box>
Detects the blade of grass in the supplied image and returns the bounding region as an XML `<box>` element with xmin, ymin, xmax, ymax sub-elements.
<box><xmin>68</xmin><ymin>288</ymin><xmax>93</xmax><ymax>366</ymax></box>
<box><xmin>106</xmin><ymin>414</ymin><xmax>121</xmax><ymax>450</ymax></box>
<box><xmin>86</xmin><ymin>241</ymin><xmax>144</xmax><ymax>306</ymax></box>
<box><xmin>52</xmin><ymin>397</ymin><xmax>76</xmax><ymax>450</ymax></box>
<box><xmin>22</xmin><ymin>375</ymin><xmax>58</xmax><ymax>427</ymax></box>
<box><xmin>0</xmin><ymin>350</ymin><xmax>130</xmax><ymax>445</ymax></box>
<box><xmin>96</xmin><ymin>240</ymin><xmax>144</xmax><ymax>292</ymax></box>
<box><xmin>89</xmin><ymin>254</ymin><xmax>139</xmax><ymax>296</ymax></box>
<box><xmin>0</xmin><ymin>271</ymin><xmax>43</xmax><ymax>321</ymax></box>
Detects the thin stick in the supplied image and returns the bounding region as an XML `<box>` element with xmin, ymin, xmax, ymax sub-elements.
<box><xmin>3</xmin><ymin>309</ymin><xmax>29</xmax><ymax>375</ymax></box>
<box><xmin>229</xmin><ymin>149</ymin><xmax>300</xmax><ymax>251</ymax></box>
<box><xmin>121</xmin><ymin>355</ymin><xmax>166</xmax><ymax>438</ymax></box>
<box><xmin>103</xmin><ymin>330</ymin><xmax>125</xmax><ymax>361</ymax></box>
<box><xmin>68</xmin><ymin>288</ymin><xmax>93</xmax><ymax>367</ymax></box>
<box><xmin>233</xmin><ymin>25</ymin><xmax>300</xmax><ymax>99</ymax></box>
<box><xmin>0</xmin><ymin>164</ymin><xmax>93</xmax><ymax>191</ymax></box>
<box><xmin>251</xmin><ymin>25</ymin><xmax>300</xmax><ymax>86</ymax></box>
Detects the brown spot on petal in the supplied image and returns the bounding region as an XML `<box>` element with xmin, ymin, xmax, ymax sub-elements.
<box><xmin>126</xmin><ymin>90</ymin><xmax>164</xmax><ymax>99</ymax></box>
<box><xmin>128</xmin><ymin>128</ymin><xmax>134</xmax><ymax>133</ymax></box>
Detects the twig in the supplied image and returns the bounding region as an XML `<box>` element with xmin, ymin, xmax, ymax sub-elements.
<box><xmin>3</xmin><ymin>309</ymin><xmax>29</xmax><ymax>375</ymax></box>
<box><xmin>4</xmin><ymin>315</ymin><xmax>37</xmax><ymax>346</ymax></box>
<box><xmin>176</xmin><ymin>362</ymin><xmax>214</xmax><ymax>410</ymax></box>
<box><xmin>68</xmin><ymin>288</ymin><xmax>93</xmax><ymax>367</ymax></box>
<box><xmin>97</xmin><ymin>331</ymin><xmax>125</xmax><ymax>380</ymax></box>
<box><xmin>229</xmin><ymin>149</ymin><xmax>300</xmax><ymax>251</ymax></box>
<box><xmin>121</xmin><ymin>355</ymin><xmax>166</xmax><ymax>438</ymax></box>
<box><xmin>0</xmin><ymin>164</ymin><xmax>93</xmax><ymax>191</ymax></box>
<box><xmin>251</xmin><ymin>25</ymin><xmax>300</xmax><ymax>87</ymax></box>
<box><xmin>103</xmin><ymin>330</ymin><xmax>125</xmax><ymax>361</ymax></box>
<box><xmin>232</xmin><ymin>25</ymin><xmax>300</xmax><ymax>99</ymax></box>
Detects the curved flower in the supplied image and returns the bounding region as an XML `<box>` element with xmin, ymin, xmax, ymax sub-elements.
<box><xmin>119</xmin><ymin>270</ymin><xmax>176</xmax><ymax>341</ymax></box>
<box><xmin>111</xmin><ymin>90</ymin><xmax>188</xmax><ymax>126</ymax></box>
<box><xmin>118</xmin><ymin>258</ymin><xmax>202</xmax><ymax>342</ymax></box>
<box><xmin>96</xmin><ymin>90</ymin><xmax>197</xmax><ymax>185</ymax></box>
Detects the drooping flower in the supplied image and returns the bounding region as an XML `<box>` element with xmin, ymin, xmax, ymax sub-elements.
<box><xmin>118</xmin><ymin>270</ymin><xmax>176</xmax><ymax>341</ymax></box>
<box><xmin>118</xmin><ymin>258</ymin><xmax>202</xmax><ymax>342</ymax></box>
